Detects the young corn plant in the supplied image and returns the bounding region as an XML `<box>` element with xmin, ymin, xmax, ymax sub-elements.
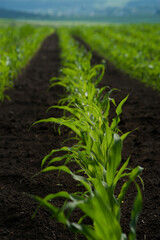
<box><xmin>33</xmin><ymin>162</ymin><xmax>142</xmax><ymax>240</ymax></box>
<box><xmin>32</xmin><ymin>28</ymin><xmax>143</xmax><ymax>240</ymax></box>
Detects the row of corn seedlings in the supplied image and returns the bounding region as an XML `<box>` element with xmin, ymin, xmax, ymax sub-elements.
<box><xmin>0</xmin><ymin>25</ymin><xmax>53</xmax><ymax>101</ymax></box>
<box><xmin>70</xmin><ymin>25</ymin><xmax>160</xmax><ymax>91</ymax></box>
<box><xmin>32</xmin><ymin>28</ymin><xmax>143</xmax><ymax>240</ymax></box>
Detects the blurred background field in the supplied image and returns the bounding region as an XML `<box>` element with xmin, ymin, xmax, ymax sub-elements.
<box><xmin>0</xmin><ymin>24</ymin><xmax>53</xmax><ymax>100</ymax></box>
<box><xmin>0</xmin><ymin>0</ymin><xmax>160</xmax><ymax>101</ymax></box>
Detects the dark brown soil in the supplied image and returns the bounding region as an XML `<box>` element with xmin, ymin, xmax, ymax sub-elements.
<box><xmin>0</xmin><ymin>33</ymin><xmax>160</xmax><ymax>240</ymax></box>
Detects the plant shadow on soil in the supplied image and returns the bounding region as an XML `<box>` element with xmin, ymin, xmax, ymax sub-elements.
<box><xmin>0</xmin><ymin>33</ymin><xmax>160</xmax><ymax>240</ymax></box>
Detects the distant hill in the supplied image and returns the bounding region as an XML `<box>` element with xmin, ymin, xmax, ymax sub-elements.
<box><xmin>0</xmin><ymin>8</ymin><xmax>42</xmax><ymax>20</ymax></box>
<box><xmin>0</xmin><ymin>8</ymin><xmax>71</xmax><ymax>21</ymax></box>
<box><xmin>125</xmin><ymin>0</ymin><xmax>160</xmax><ymax>15</ymax></box>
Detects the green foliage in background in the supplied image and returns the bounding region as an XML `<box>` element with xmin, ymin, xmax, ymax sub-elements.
<box><xmin>71</xmin><ymin>24</ymin><xmax>160</xmax><ymax>91</ymax></box>
<box><xmin>0</xmin><ymin>24</ymin><xmax>53</xmax><ymax>101</ymax></box>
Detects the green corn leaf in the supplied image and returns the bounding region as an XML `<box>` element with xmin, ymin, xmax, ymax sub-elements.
<box><xmin>97</xmin><ymin>86</ymin><xmax>109</xmax><ymax>99</ymax></box>
<box><xmin>103</xmin><ymin>98</ymin><xmax>110</xmax><ymax>119</ymax></box>
<box><xmin>50</xmin><ymin>76</ymin><xmax>64</xmax><ymax>83</ymax></box>
<box><xmin>101</xmin><ymin>124</ymin><xmax>113</xmax><ymax>163</ymax></box>
<box><xmin>33</xmin><ymin>195</ymin><xmax>68</xmax><ymax>224</ymax></box>
<box><xmin>129</xmin><ymin>182</ymin><xmax>143</xmax><ymax>240</ymax></box>
<box><xmin>74</xmin><ymin>104</ymin><xmax>95</xmax><ymax>127</ymax></box>
<box><xmin>50</xmin><ymin>81</ymin><xmax>66</xmax><ymax>88</ymax></box>
<box><xmin>72</xmin><ymin>174</ymin><xmax>92</xmax><ymax>193</ymax></box>
<box><xmin>48</xmin><ymin>154</ymin><xmax>69</xmax><ymax>166</ymax></box>
<box><xmin>47</xmin><ymin>105</ymin><xmax>80</xmax><ymax>119</ymax></box>
<box><xmin>113</xmin><ymin>156</ymin><xmax>130</xmax><ymax>190</ymax></box>
<box><xmin>41</xmin><ymin>147</ymin><xmax>70</xmax><ymax>168</ymax></box>
<box><xmin>116</xmin><ymin>95</ymin><xmax>129</xmax><ymax>116</ymax></box>
<box><xmin>107</xmin><ymin>133</ymin><xmax>122</xmax><ymax>187</ymax></box>
<box><xmin>79</xmin><ymin>183</ymin><xmax>122</xmax><ymax>240</ymax></box>
<box><xmin>68</xmin><ymin>222</ymin><xmax>97</xmax><ymax>240</ymax></box>
<box><xmin>34</xmin><ymin>117</ymin><xmax>81</xmax><ymax>136</ymax></box>
<box><xmin>118</xmin><ymin>166</ymin><xmax>143</xmax><ymax>204</ymax></box>
<box><xmin>32</xmin><ymin>195</ymin><xmax>58</xmax><ymax>217</ymax></box>
<box><xmin>111</xmin><ymin>115</ymin><xmax>121</xmax><ymax>131</ymax></box>
<box><xmin>91</xmin><ymin>64</ymin><xmax>105</xmax><ymax>85</ymax></box>
<box><xmin>62</xmin><ymin>136</ymin><xmax>80</xmax><ymax>145</ymax></box>
<box><xmin>42</xmin><ymin>192</ymin><xmax>71</xmax><ymax>202</ymax></box>
<box><xmin>41</xmin><ymin>165</ymin><xmax>72</xmax><ymax>175</ymax></box>
<box><xmin>121</xmin><ymin>131</ymin><xmax>131</xmax><ymax>141</ymax></box>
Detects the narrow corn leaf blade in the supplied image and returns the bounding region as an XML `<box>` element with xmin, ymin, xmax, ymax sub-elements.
<box><xmin>113</xmin><ymin>156</ymin><xmax>130</xmax><ymax>189</ymax></box>
<box><xmin>41</xmin><ymin>147</ymin><xmax>70</xmax><ymax>168</ymax></box>
<box><xmin>68</xmin><ymin>222</ymin><xmax>97</xmax><ymax>240</ymax></box>
<box><xmin>129</xmin><ymin>182</ymin><xmax>143</xmax><ymax>240</ymax></box>
<box><xmin>41</xmin><ymin>165</ymin><xmax>72</xmax><ymax>175</ymax></box>
<box><xmin>121</xmin><ymin>131</ymin><xmax>131</xmax><ymax>141</ymax></box>
<box><xmin>34</xmin><ymin>118</ymin><xmax>81</xmax><ymax>136</ymax></box>
<box><xmin>33</xmin><ymin>195</ymin><xmax>67</xmax><ymax>224</ymax></box>
<box><xmin>116</xmin><ymin>95</ymin><xmax>129</xmax><ymax>116</ymax></box>
<box><xmin>107</xmin><ymin>133</ymin><xmax>122</xmax><ymax>186</ymax></box>
<box><xmin>118</xmin><ymin>166</ymin><xmax>143</xmax><ymax>204</ymax></box>
<box><xmin>44</xmin><ymin>192</ymin><xmax>71</xmax><ymax>201</ymax></box>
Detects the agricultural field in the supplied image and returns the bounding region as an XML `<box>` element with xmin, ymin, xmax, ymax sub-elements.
<box><xmin>0</xmin><ymin>23</ymin><xmax>160</xmax><ymax>240</ymax></box>
<box><xmin>0</xmin><ymin>24</ymin><xmax>53</xmax><ymax>101</ymax></box>
<box><xmin>71</xmin><ymin>24</ymin><xmax>160</xmax><ymax>91</ymax></box>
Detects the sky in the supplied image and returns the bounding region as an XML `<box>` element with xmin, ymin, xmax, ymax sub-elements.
<box><xmin>0</xmin><ymin>0</ymin><xmax>131</xmax><ymax>11</ymax></box>
<box><xmin>95</xmin><ymin>0</ymin><xmax>130</xmax><ymax>8</ymax></box>
<box><xmin>0</xmin><ymin>0</ymin><xmax>159</xmax><ymax>14</ymax></box>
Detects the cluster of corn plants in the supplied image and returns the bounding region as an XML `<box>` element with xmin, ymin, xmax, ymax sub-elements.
<box><xmin>33</xmin><ymin>28</ymin><xmax>143</xmax><ymax>240</ymax></box>
<box><xmin>0</xmin><ymin>24</ymin><xmax>53</xmax><ymax>101</ymax></box>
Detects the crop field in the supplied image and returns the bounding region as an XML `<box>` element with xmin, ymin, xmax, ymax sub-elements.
<box><xmin>71</xmin><ymin>24</ymin><xmax>160</xmax><ymax>91</ymax></box>
<box><xmin>0</xmin><ymin>24</ymin><xmax>53</xmax><ymax>101</ymax></box>
<box><xmin>0</xmin><ymin>23</ymin><xmax>160</xmax><ymax>240</ymax></box>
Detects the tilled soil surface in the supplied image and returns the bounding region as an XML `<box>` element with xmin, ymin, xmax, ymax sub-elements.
<box><xmin>0</xmin><ymin>33</ymin><xmax>160</xmax><ymax>240</ymax></box>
